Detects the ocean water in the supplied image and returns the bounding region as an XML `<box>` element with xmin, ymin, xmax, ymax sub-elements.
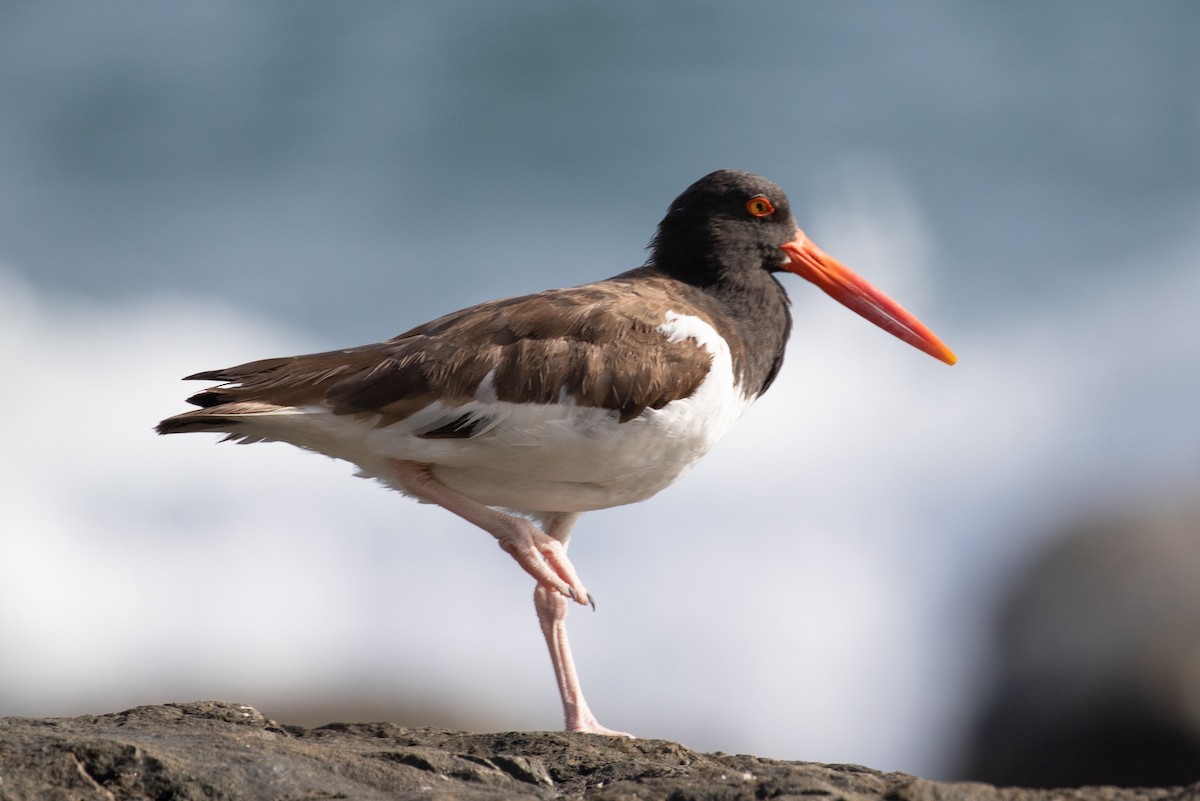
<box><xmin>1</xmin><ymin>2</ymin><xmax>1198</xmax><ymax>778</ymax></box>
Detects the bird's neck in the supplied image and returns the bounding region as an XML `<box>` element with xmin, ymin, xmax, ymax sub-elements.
<box><xmin>633</xmin><ymin>259</ymin><xmax>793</xmax><ymax>400</ymax></box>
<box><xmin>708</xmin><ymin>267</ymin><xmax>793</xmax><ymax>399</ymax></box>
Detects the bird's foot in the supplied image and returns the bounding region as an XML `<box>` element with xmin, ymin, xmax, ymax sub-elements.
<box><xmin>386</xmin><ymin>461</ymin><xmax>592</xmax><ymax>608</ymax></box>
<box><xmin>497</xmin><ymin>525</ymin><xmax>592</xmax><ymax>608</ymax></box>
<box><xmin>566</xmin><ymin>713</ymin><xmax>634</xmax><ymax>738</ymax></box>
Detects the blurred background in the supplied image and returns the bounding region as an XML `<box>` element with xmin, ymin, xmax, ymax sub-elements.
<box><xmin>2</xmin><ymin>1</ymin><xmax>1198</xmax><ymax>785</ymax></box>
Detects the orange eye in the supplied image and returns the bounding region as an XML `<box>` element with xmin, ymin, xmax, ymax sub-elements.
<box><xmin>745</xmin><ymin>195</ymin><xmax>775</xmax><ymax>218</ymax></box>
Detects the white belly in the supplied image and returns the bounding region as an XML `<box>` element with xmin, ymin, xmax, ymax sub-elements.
<box><xmin>429</xmin><ymin>385</ymin><xmax>748</xmax><ymax>512</ymax></box>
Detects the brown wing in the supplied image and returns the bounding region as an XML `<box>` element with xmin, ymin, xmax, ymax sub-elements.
<box><xmin>158</xmin><ymin>269</ymin><xmax>719</xmax><ymax>433</ymax></box>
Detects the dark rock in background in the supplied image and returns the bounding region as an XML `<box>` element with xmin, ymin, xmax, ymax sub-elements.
<box><xmin>961</xmin><ymin>497</ymin><xmax>1200</xmax><ymax>787</ymax></box>
<box><xmin>2</xmin><ymin>701</ymin><xmax>1197</xmax><ymax>800</ymax></box>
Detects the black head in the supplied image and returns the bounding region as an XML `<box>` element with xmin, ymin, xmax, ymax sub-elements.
<box><xmin>648</xmin><ymin>169</ymin><xmax>959</xmax><ymax>366</ymax></box>
<box><xmin>648</xmin><ymin>169</ymin><xmax>799</xmax><ymax>288</ymax></box>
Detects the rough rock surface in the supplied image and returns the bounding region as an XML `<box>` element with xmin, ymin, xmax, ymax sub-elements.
<box><xmin>1</xmin><ymin>702</ymin><xmax>1197</xmax><ymax>801</ymax></box>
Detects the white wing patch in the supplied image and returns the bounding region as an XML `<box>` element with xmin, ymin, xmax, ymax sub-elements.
<box><xmin>653</xmin><ymin>310</ymin><xmax>753</xmax><ymax>444</ymax></box>
<box><xmin>658</xmin><ymin>309</ymin><xmax>728</xmax><ymax>352</ymax></box>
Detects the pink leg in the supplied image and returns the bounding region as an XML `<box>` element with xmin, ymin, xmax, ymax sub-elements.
<box><xmin>388</xmin><ymin>460</ymin><xmax>591</xmax><ymax>606</ymax></box>
<box><xmin>534</xmin><ymin>513</ymin><xmax>632</xmax><ymax>738</ymax></box>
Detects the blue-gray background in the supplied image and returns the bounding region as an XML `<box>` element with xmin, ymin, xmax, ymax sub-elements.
<box><xmin>2</xmin><ymin>2</ymin><xmax>1197</xmax><ymax>779</ymax></box>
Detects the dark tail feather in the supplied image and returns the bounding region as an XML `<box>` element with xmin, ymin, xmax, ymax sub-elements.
<box><xmin>185</xmin><ymin>389</ymin><xmax>234</xmax><ymax>408</ymax></box>
<box><xmin>182</xmin><ymin>356</ymin><xmax>294</xmax><ymax>383</ymax></box>
<box><xmin>160</xmin><ymin>356</ymin><xmax>301</xmax><ymax>437</ymax></box>
<box><xmin>156</xmin><ymin>414</ymin><xmax>239</xmax><ymax>436</ymax></box>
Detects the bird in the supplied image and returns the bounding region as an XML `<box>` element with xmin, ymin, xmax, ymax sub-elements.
<box><xmin>157</xmin><ymin>169</ymin><xmax>956</xmax><ymax>737</ymax></box>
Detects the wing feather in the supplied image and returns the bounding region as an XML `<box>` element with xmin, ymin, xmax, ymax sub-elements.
<box><xmin>157</xmin><ymin>270</ymin><xmax>723</xmax><ymax>435</ymax></box>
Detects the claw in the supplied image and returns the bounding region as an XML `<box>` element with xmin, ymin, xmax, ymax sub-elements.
<box><xmin>564</xmin><ymin>585</ymin><xmax>594</xmax><ymax>610</ymax></box>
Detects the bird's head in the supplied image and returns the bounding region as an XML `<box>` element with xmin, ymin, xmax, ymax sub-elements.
<box><xmin>651</xmin><ymin>169</ymin><xmax>957</xmax><ymax>365</ymax></box>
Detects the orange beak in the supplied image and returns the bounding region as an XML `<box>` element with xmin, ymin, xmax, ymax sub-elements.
<box><xmin>780</xmin><ymin>229</ymin><xmax>958</xmax><ymax>365</ymax></box>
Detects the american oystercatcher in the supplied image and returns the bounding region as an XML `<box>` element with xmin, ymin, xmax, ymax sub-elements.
<box><xmin>157</xmin><ymin>170</ymin><xmax>956</xmax><ymax>736</ymax></box>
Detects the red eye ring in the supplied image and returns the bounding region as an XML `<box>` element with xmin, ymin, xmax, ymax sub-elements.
<box><xmin>746</xmin><ymin>195</ymin><xmax>775</xmax><ymax>218</ymax></box>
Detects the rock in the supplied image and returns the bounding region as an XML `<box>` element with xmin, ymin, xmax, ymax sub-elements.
<box><xmin>961</xmin><ymin>497</ymin><xmax>1200</xmax><ymax>787</ymax></box>
<box><xmin>0</xmin><ymin>701</ymin><xmax>1196</xmax><ymax>800</ymax></box>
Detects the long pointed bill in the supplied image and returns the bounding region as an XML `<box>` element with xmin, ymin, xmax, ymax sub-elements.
<box><xmin>780</xmin><ymin>229</ymin><xmax>958</xmax><ymax>365</ymax></box>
